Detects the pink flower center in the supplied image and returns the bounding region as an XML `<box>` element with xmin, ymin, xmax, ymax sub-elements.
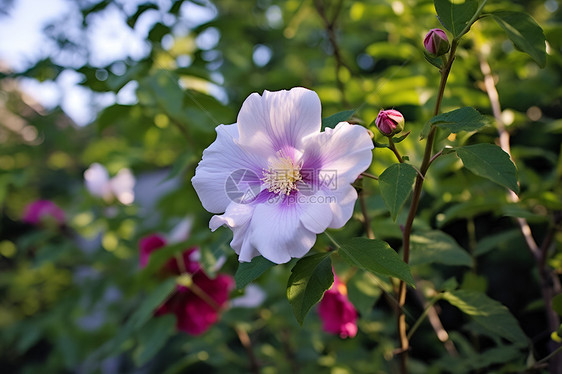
<box><xmin>261</xmin><ymin>150</ymin><xmax>302</xmax><ymax>195</ymax></box>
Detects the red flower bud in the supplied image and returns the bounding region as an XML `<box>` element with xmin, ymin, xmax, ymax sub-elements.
<box><xmin>424</xmin><ymin>28</ymin><xmax>450</xmax><ymax>56</ymax></box>
<box><xmin>375</xmin><ymin>109</ymin><xmax>404</xmax><ymax>136</ymax></box>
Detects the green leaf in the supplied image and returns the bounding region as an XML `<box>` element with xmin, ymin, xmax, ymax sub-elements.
<box><xmin>379</xmin><ymin>163</ymin><xmax>418</xmax><ymax>221</ymax></box>
<box><xmin>392</xmin><ymin>131</ymin><xmax>411</xmax><ymax>144</ymax></box>
<box><xmin>127</xmin><ymin>278</ymin><xmax>177</xmax><ymax>331</ymax></box>
<box><xmin>347</xmin><ymin>270</ymin><xmax>383</xmax><ymax>316</ymax></box>
<box><xmin>235</xmin><ymin>256</ymin><xmax>275</xmax><ymax>289</ymax></box>
<box><xmin>434</xmin><ymin>0</ymin><xmax>478</xmax><ymax>37</ymax></box>
<box><xmin>424</xmin><ymin>50</ymin><xmax>444</xmax><ymax>69</ymax></box>
<box><xmin>287</xmin><ymin>253</ymin><xmax>333</xmax><ymax>325</ymax></box>
<box><xmin>322</xmin><ymin>109</ymin><xmax>355</xmax><ymax>130</ymax></box>
<box><xmin>474</xmin><ymin>229</ymin><xmax>522</xmax><ymax>256</ymax></box>
<box><xmin>552</xmin><ymin>294</ymin><xmax>562</xmax><ymax>317</ymax></box>
<box><xmin>410</xmin><ymin>230</ymin><xmax>473</xmax><ymax>267</ymax></box>
<box><xmin>421</xmin><ymin>107</ymin><xmax>489</xmax><ymax>139</ymax></box>
<box><xmin>442</xmin><ymin>290</ymin><xmax>527</xmax><ymax>345</ymax></box>
<box><xmin>492</xmin><ymin>11</ymin><xmax>546</xmax><ymax>68</ymax></box>
<box><xmin>133</xmin><ymin>314</ymin><xmax>176</xmax><ymax>366</ymax></box>
<box><xmin>339</xmin><ymin>238</ymin><xmax>414</xmax><ymax>287</ymax></box>
<box><xmin>142</xmin><ymin>240</ymin><xmax>192</xmax><ymax>276</ymax></box>
<box><xmin>94</xmin><ymin>278</ymin><xmax>176</xmax><ymax>359</ymax></box>
<box><xmin>455</xmin><ymin>144</ymin><xmax>519</xmax><ymax>193</ymax></box>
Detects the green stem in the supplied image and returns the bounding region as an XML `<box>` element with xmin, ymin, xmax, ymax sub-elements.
<box><xmin>324</xmin><ymin>231</ymin><xmax>341</xmax><ymax>249</ymax></box>
<box><xmin>361</xmin><ymin>172</ymin><xmax>379</xmax><ymax>180</ymax></box>
<box><xmin>535</xmin><ymin>345</ymin><xmax>562</xmax><ymax>367</ymax></box>
<box><xmin>388</xmin><ymin>137</ymin><xmax>404</xmax><ymax>163</ymax></box>
<box><xmin>397</xmin><ymin>39</ymin><xmax>459</xmax><ymax>374</ymax></box>
<box><xmin>455</xmin><ymin>0</ymin><xmax>489</xmax><ymax>41</ymax></box>
<box><xmin>406</xmin><ymin>295</ymin><xmax>441</xmax><ymax>340</ymax></box>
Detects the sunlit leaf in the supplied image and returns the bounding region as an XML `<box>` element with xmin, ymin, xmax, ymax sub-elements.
<box><xmin>442</xmin><ymin>290</ymin><xmax>527</xmax><ymax>345</ymax></box>
<box><xmin>492</xmin><ymin>11</ymin><xmax>546</xmax><ymax>68</ymax></box>
<box><xmin>434</xmin><ymin>0</ymin><xmax>479</xmax><ymax>38</ymax></box>
<box><xmin>455</xmin><ymin>144</ymin><xmax>519</xmax><ymax>194</ymax></box>
<box><xmin>410</xmin><ymin>230</ymin><xmax>473</xmax><ymax>267</ymax></box>
<box><xmin>322</xmin><ymin>109</ymin><xmax>355</xmax><ymax>130</ymax></box>
<box><xmin>421</xmin><ymin>107</ymin><xmax>489</xmax><ymax>139</ymax></box>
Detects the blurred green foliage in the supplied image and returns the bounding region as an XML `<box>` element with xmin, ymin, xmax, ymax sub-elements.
<box><xmin>0</xmin><ymin>0</ymin><xmax>561</xmax><ymax>373</ymax></box>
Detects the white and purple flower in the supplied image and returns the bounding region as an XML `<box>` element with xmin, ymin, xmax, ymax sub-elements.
<box><xmin>84</xmin><ymin>163</ymin><xmax>135</xmax><ymax>205</ymax></box>
<box><xmin>192</xmin><ymin>87</ymin><xmax>373</xmax><ymax>264</ymax></box>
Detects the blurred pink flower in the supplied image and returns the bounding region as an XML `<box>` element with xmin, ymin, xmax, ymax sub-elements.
<box><xmin>138</xmin><ymin>234</ymin><xmax>234</xmax><ymax>335</ymax></box>
<box><xmin>192</xmin><ymin>87</ymin><xmax>373</xmax><ymax>264</ymax></box>
<box><xmin>138</xmin><ymin>234</ymin><xmax>167</xmax><ymax>268</ymax></box>
<box><xmin>318</xmin><ymin>273</ymin><xmax>358</xmax><ymax>339</ymax></box>
<box><xmin>23</xmin><ymin>200</ymin><xmax>65</xmax><ymax>226</ymax></box>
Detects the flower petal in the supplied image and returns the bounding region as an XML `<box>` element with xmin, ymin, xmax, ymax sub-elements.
<box><xmin>237</xmin><ymin>87</ymin><xmax>321</xmax><ymax>153</ymax></box>
<box><xmin>192</xmin><ymin>124</ymin><xmax>265</xmax><ymax>214</ymax></box>
<box><xmin>209</xmin><ymin>202</ymin><xmax>259</xmax><ymax>262</ymax></box>
<box><xmin>298</xmin><ymin>190</ymin><xmax>334</xmax><ymax>234</ymax></box>
<box><xmin>302</xmin><ymin>122</ymin><xmax>373</xmax><ymax>186</ymax></box>
<box><xmin>248</xmin><ymin>201</ymin><xmax>317</xmax><ymax>264</ymax></box>
<box><xmin>328</xmin><ymin>184</ymin><xmax>358</xmax><ymax>229</ymax></box>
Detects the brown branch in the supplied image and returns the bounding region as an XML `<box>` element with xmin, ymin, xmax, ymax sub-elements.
<box><xmin>235</xmin><ymin>326</ymin><xmax>261</xmax><ymax>374</ymax></box>
<box><xmin>479</xmin><ymin>55</ymin><xmax>562</xmax><ymax>374</ymax></box>
<box><xmin>359</xmin><ymin>190</ymin><xmax>375</xmax><ymax>239</ymax></box>
<box><xmin>396</xmin><ymin>40</ymin><xmax>459</xmax><ymax>373</ymax></box>
<box><xmin>412</xmin><ymin>287</ymin><xmax>458</xmax><ymax>356</ymax></box>
<box><xmin>314</xmin><ymin>0</ymin><xmax>351</xmax><ymax>106</ymax></box>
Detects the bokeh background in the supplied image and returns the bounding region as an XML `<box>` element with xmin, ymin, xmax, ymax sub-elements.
<box><xmin>0</xmin><ymin>0</ymin><xmax>561</xmax><ymax>373</ymax></box>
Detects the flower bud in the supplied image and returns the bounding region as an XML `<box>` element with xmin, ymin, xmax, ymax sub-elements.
<box><xmin>424</xmin><ymin>28</ymin><xmax>450</xmax><ymax>56</ymax></box>
<box><xmin>375</xmin><ymin>109</ymin><xmax>404</xmax><ymax>136</ymax></box>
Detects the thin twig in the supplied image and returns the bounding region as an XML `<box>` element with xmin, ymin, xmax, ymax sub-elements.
<box><xmin>479</xmin><ymin>54</ymin><xmax>562</xmax><ymax>374</ymax></box>
<box><xmin>397</xmin><ymin>39</ymin><xmax>459</xmax><ymax>373</ymax></box>
<box><xmin>359</xmin><ymin>190</ymin><xmax>375</xmax><ymax>239</ymax></box>
<box><xmin>361</xmin><ymin>172</ymin><xmax>379</xmax><ymax>180</ymax></box>
<box><xmin>410</xmin><ymin>288</ymin><xmax>458</xmax><ymax>356</ymax></box>
<box><xmin>314</xmin><ymin>0</ymin><xmax>350</xmax><ymax>106</ymax></box>
<box><xmin>235</xmin><ymin>326</ymin><xmax>261</xmax><ymax>374</ymax></box>
<box><xmin>388</xmin><ymin>137</ymin><xmax>404</xmax><ymax>163</ymax></box>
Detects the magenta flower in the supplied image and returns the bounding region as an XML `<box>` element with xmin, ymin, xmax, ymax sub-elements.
<box><xmin>138</xmin><ymin>234</ymin><xmax>234</xmax><ymax>335</ymax></box>
<box><xmin>139</xmin><ymin>234</ymin><xmax>167</xmax><ymax>268</ymax></box>
<box><xmin>192</xmin><ymin>87</ymin><xmax>373</xmax><ymax>264</ymax></box>
<box><xmin>23</xmin><ymin>200</ymin><xmax>65</xmax><ymax>226</ymax></box>
<box><xmin>318</xmin><ymin>273</ymin><xmax>358</xmax><ymax>339</ymax></box>
<box><xmin>423</xmin><ymin>28</ymin><xmax>450</xmax><ymax>56</ymax></box>
<box><xmin>155</xmin><ymin>273</ymin><xmax>233</xmax><ymax>335</ymax></box>
<box><xmin>375</xmin><ymin>109</ymin><xmax>404</xmax><ymax>136</ymax></box>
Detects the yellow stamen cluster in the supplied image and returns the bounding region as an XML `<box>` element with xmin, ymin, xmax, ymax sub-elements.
<box><xmin>261</xmin><ymin>151</ymin><xmax>302</xmax><ymax>195</ymax></box>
